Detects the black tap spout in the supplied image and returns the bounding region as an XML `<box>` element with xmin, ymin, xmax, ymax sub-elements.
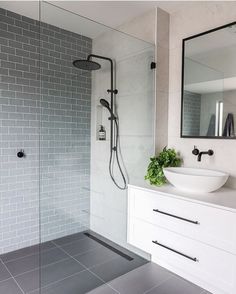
<box><xmin>197</xmin><ymin>150</ymin><xmax>214</xmax><ymax>162</ymax></box>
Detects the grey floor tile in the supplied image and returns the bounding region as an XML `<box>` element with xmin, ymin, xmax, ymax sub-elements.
<box><xmin>40</xmin><ymin>247</ymin><xmax>69</xmax><ymax>267</ymax></box>
<box><xmin>40</xmin><ymin>242</ymin><xmax>57</xmax><ymax>252</ymax></box>
<box><xmin>5</xmin><ymin>247</ymin><xmax>69</xmax><ymax>276</ymax></box>
<box><xmin>15</xmin><ymin>258</ymin><xmax>85</xmax><ymax>293</ymax></box>
<box><xmin>145</xmin><ymin>276</ymin><xmax>204</xmax><ymax>294</ymax></box>
<box><xmin>14</xmin><ymin>269</ymin><xmax>40</xmax><ymax>293</ymax></box>
<box><xmin>0</xmin><ymin>278</ymin><xmax>23</xmax><ymax>294</ymax></box>
<box><xmin>108</xmin><ymin>262</ymin><xmax>172</xmax><ymax>294</ymax></box>
<box><xmin>90</xmin><ymin>255</ymin><xmax>148</xmax><ymax>283</ymax></box>
<box><xmin>53</xmin><ymin>231</ymin><xmax>88</xmax><ymax>246</ymax></box>
<box><xmin>39</xmin><ymin>270</ymin><xmax>104</xmax><ymax>294</ymax></box>
<box><xmin>61</xmin><ymin>237</ymin><xmax>101</xmax><ymax>256</ymax></box>
<box><xmin>0</xmin><ymin>241</ymin><xmax>56</xmax><ymax>263</ymax></box>
<box><xmin>87</xmin><ymin>284</ymin><xmax>118</xmax><ymax>294</ymax></box>
<box><xmin>40</xmin><ymin>258</ymin><xmax>86</xmax><ymax>287</ymax></box>
<box><xmin>5</xmin><ymin>253</ymin><xmax>38</xmax><ymax>277</ymax></box>
<box><xmin>1</xmin><ymin>247</ymin><xmax>38</xmax><ymax>263</ymax></box>
<box><xmin>0</xmin><ymin>261</ymin><xmax>11</xmax><ymax>282</ymax></box>
<box><xmin>73</xmin><ymin>245</ymin><xmax>118</xmax><ymax>268</ymax></box>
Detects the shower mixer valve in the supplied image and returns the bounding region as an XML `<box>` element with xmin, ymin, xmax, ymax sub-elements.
<box><xmin>17</xmin><ymin>149</ymin><xmax>25</xmax><ymax>158</ymax></box>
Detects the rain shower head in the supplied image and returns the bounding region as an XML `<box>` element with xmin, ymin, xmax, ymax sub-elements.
<box><xmin>72</xmin><ymin>59</ymin><xmax>101</xmax><ymax>71</ymax></box>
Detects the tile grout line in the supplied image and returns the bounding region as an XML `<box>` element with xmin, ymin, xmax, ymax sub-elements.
<box><xmin>142</xmin><ymin>273</ymin><xmax>208</xmax><ymax>294</ymax></box>
<box><xmin>87</xmin><ymin>256</ymin><xmax>120</xmax><ymax>270</ymax></box>
<box><xmin>55</xmin><ymin>242</ymin><xmax>105</xmax><ymax>258</ymax></box>
<box><xmin>0</xmin><ymin>260</ymin><xmax>13</xmax><ymax>284</ymax></box>
<box><xmin>27</xmin><ymin>269</ymin><xmax>88</xmax><ymax>294</ymax></box>
<box><xmin>6</xmin><ymin>256</ymin><xmax>71</xmax><ymax>279</ymax></box>
<box><xmin>142</xmin><ymin>275</ymin><xmax>174</xmax><ymax>294</ymax></box>
<box><xmin>1</xmin><ymin>260</ymin><xmax>25</xmax><ymax>294</ymax></box>
<box><xmin>0</xmin><ymin>242</ymin><xmax>56</xmax><ymax>264</ymax></box>
<box><xmin>51</xmin><ymin>239</ymin><xmax>120</xmax><ymax>293</ymax></box>
<box><xmin>52</xmin><ymin>232</ymin><xmax>89</xmax><ymax>247</ymax></box>
<box><xmin>164</xmin><ymin>274</ymin><xmax>208</xmax><ymax>294</ymax></box>
<box><xmin>0</xmin><ymin>277</ymin><xmax>13</xmax><ymax>284</ymax></box>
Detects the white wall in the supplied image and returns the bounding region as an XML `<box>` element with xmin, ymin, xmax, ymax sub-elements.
<box><xmin>119</xmin><ymin>8</ymin><xmax>170</xmax><ymax>152</ymax></box>
<box><xmin>168</xmin><ymin>1</ymin><xmax>236</xmax><ymax>188</ymax></box>
<box><xmin>155</xmin><ymin>8</ymin><xmax>170</xmax><ymax>151</ymax></box>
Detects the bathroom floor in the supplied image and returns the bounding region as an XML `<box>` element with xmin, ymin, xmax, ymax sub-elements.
<box><xmin>0</xmin><ymin>231</ymin><xmax>210</xmax><ymax>294</ymax></box>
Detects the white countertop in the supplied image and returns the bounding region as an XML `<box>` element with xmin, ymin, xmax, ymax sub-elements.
<box><xmin>129</xmin><ymin>181</ymin><xmax>236</xmax><ymax>213</ymax></box>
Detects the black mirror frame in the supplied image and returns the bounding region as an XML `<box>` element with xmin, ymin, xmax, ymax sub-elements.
<box><xmin>181</xmin><ymin>21</ymin><xmax>236</xmax><ymax>139</ymax></box>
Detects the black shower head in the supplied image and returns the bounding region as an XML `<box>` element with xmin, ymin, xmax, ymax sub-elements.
<box><xmin>100</xmin><ymin>99</ymin><xmax>116</xmax><ymax>119</ymax></box>
<box><xmin>100</xmin><ymin>99</ymin><xmax>110</xmax><ymax>109</ymax></box>
<box><xmin>73</xmin><ymin>59</ymin><xmax>101</xmax><ymax>71</ymax></box>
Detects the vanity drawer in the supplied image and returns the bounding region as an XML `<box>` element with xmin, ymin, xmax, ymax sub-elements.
<box><xmin>129</xmin><ymin>187</ymin><xmax>236</xmax><ymax>254</ymax></box>
<box><xmin>129</xmin><ymin>218</ymin><xmax>236</xmax><ymax>294</ymax></box>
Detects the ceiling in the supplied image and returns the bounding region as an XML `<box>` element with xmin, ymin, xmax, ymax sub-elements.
<box><xmin>186</xmin><ymin>26</ymin><xmax>236</xmax><ymax>57</ymax></box>
<box><xmin>0</xmin><ymin>1</ymin><xmax>191</xmax><ymax>37</ymax></box>
<box><xmin>50</xmin><ymin>1</ymin><xmax>159</xmax><ymax>28</ymax></box>
<box><xmin>0</xmin><ymin>1</ymin><xmax>227</xmax><ymax>39</ymax></box>
<box><xmin>185</xmin><ymin>77</ymin><xmax>236</xmax><ymax>94</ymax></box>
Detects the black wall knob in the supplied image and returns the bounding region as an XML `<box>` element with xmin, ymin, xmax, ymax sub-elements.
<box><xmin>208</xmin><ymin>149</ymin><xmax>214</xmax><ymax>156</ymax></box>
<box><xmin>17</xmin><ymin>150</ymin><xmax>25</xmax><ymax>158</ymax></box>
<box><xmin>192</xmin><ymin>146</ymin><xmax>199</xmax><ymax>156</ymax></box>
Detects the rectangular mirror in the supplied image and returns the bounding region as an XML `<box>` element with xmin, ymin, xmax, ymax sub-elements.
<box><xmin>181</xmin><ymin>22</ymin><xmax>236</xmax><ymax>139</ymax></box>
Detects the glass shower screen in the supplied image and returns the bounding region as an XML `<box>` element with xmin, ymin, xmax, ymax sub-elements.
<box><xmin>39</xmin><ymin>2</ymin><xmax>155</xmax><ymax>292</ymax></box>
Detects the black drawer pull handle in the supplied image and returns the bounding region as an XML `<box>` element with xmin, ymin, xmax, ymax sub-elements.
<box><xmin>153</xmin><ymin>209</ymin><xmax>199</xmax><ymax>225</ymax></box>
<box><xmin>152</xmin><ymin>240</ymin><xmax>198</xmax><ymax>262</ymax></box>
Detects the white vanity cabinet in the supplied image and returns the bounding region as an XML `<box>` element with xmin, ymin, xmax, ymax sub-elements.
<box><xmin>127</xmin><ymin>184</ymin><xmax>236</xmax><ymax>294</ymax></box>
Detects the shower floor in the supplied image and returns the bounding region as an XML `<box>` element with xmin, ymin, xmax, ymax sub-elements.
<box><xmin>0</xmin><ymin>231</ymin><xmax>148</xmax><ymax>294</ymax></box>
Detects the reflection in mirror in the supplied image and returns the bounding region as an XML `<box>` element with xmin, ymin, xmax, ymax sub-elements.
<box><xmin>182</xmin><ymin>22</ymin><xmax>236</xmax><ymax>138</ymax></box>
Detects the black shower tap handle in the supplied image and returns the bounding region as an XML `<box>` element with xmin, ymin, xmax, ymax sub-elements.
<box><xmin>192</xmin><ymin>146</ymin><xmax>199</xmax><ymax>155</ymax></box>
<box><xmin>17</xmin><ymin>150</ymin><xmax>25</xmax><ymax>158</ymax></box>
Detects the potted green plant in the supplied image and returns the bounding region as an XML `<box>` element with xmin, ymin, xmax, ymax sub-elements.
<box><xmin>145</xmin><ymin>147</ymin><xmax>181</xmax><ymax>186</ymax></box>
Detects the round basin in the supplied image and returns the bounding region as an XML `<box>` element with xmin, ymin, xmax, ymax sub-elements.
<box><xmin>163</xmin><ymin>167</ymin><xmax>229</xmax><ymax>193</ymax></box>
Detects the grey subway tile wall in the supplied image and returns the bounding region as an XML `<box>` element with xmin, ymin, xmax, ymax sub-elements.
<box><xmin>0</xmin><ymin>8</ymin><xmax>92</xmax><ymax>254</ymax></box>
<box><xmin>183</xmin><ymin>91</ymin><xmax>201</xmax><ymax>136</ymax></box>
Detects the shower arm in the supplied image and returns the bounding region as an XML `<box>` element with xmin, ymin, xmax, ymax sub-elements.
<box><xmin>88</xmin><ymin>54</ymin><xmax>116</xmax><ymax>152</ymax></box>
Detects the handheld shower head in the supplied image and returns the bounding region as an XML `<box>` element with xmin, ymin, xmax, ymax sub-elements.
<box><xmin>100</xmin><ymin>99</ymin><xmax>110</xmax><ymax>109</ymax></box>
<box><xmin>100</xmin><ymin>99</ymin><xmax>116</xmax><ymax>120</ymax></box>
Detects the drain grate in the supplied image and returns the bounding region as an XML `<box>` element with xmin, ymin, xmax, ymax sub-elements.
<box><xmin>84</xmin><ymin>232</ymin><xmax>134</xmax><ymax>261</ymax></box>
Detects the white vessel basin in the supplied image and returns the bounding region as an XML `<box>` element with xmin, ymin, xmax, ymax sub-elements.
<box><xmin>163</xmin><ymin>167</ymin><xmax>229</xmax><ymax>193</ymax></box>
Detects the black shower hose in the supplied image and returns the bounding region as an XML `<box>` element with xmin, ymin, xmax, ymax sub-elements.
<box><xmin>108</xmin><ymin>118</ymin><xmax>127</xmax><ymax>190</ymax></box>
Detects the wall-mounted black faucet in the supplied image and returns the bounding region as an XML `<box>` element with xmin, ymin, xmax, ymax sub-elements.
<box><xmin>192</xmin><ymin>146</ymin><xmax>214</xmax><ymax>162</ymax></box>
